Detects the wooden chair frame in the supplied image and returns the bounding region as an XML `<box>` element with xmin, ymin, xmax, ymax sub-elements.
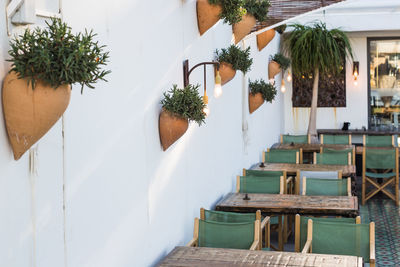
<box><xmin>363</xmin><ymin>134</ymin><xmax>395</xmax><ymax>147</ymax></box>
<box><xmin>320</xmin><ymin>134</ymin><xmax>352</xmax><ymax>145</ymax></box>
<box><xmin>187</xmin><ymin>218</ymin><xmax>262</xmax><ymax>250</ymax></box>
<box><xmin>294</xmin><ymin>214</ymin><xmax>361</xmax><ymax>252</ymax></box>
<box><xmin>236</xmin><ymin>175</ymin><xmax>285</xmax><ymax>250</ymax></box>
<box><xmin>313</xmin><ymin>152</ymin><xmax>352</xmax><ymax>166</ymax></box>
<box><xmin>263</xmin><ymin>148</ymin><xmax>302</xmax><ymax>164</ymax></box>
<box><xmin>199</xmin><ymin>208</ymin><xmax>271</xmax><ymax>250</ymax></box>
<box><xmin>301</xmin><ymin>219</ymin><xmax>375</xmax><ymax>267</ymax></box>
<box><xmin>280</xmin><ymin>134</ymin><xmax>311</xmax><ymax>144</ymax></box>
<box><xmin>301</xmin><ymin>177</ymin><xmax>351</xmax><ymax>196</ymax></box>
<box><xmin>362</xmin><ymin>147</ymin><xmax>399</xmax><ymax>206</ymax></box>
<box><xmin>295</xmin><ymin>170</ymin><xmax>342</xmax><ymax>195</ymax></box>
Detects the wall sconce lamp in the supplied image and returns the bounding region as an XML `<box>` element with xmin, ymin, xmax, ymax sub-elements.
<box><xmin>183</xmin><ymin>60</ymin><xmax>222</xmax><ymax>116</ymax></box>
<box><xmin>353</xmin><ymin>61</ymin><xmax>359</xmax><ymax>86</ymax></box>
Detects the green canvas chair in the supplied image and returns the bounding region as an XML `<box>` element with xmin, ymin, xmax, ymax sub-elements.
<box><xmin>302</xmin><ymin>177</ymin><xmax>351</xmax><ymax>196</ymax></box>
<box><xmin>321</xmin><ymin>147</ymin><xmax>355</xmax><ymax>165</ymax></box>
<box><xmin>187</xmin><ymin>218</ymin><xmax>260</xmax><ymax>250</ymax></box>
<box><xmin>362</xmin><ymin>148</ymin><xmax>399</xmax><ymax>206</ymax></box>
<box><xmin>294</xmin><ymin>214</ymin><xmax>361</xmax><ymax>252</ymax></box>
<box><xmin>237</xmin><ymin>175</ymin><xmax>285</xmax><ymax>250</ymax></box>
<box><xmin>302</xmin><ymin>219</ymin><xmax>375</xmax><ymax>267</ymax></box>
<box><xmin>296</xmin><ymin>170</ymin><xmax>342</xmax><ymax>195</ymax></box>
<box><xmin>363</xmin><ymin>135</ymin><xmax>395</xmax><ymax>147</ymax></box>
<box><xmin>314</xmin><ymin>151</ymin><xmax>351</xmax><ymax>165</ymax></box>
<box><xmin>281</xmin><ymin>134</ymin><xmax>310</xmax><ymax>144</ymax></box>
<box><xmin>263</xmin><ymin>148</ymin><xmax>301</xmax><ymax>164</ymax></box>
<box><xmin>200</xmin><ymin>209</ymin><xmax>271</xmax><ymax>250</ymax></box>
<box><xmin>320</xmin><ymin>134</ymin><xmax>351</xmax><ymax>145</ymax></box>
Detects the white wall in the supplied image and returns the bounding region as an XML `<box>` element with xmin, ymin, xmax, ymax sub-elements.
<box><xmin>0</xmin><ymin>1</ymin><xmax>283</xmax><ymax>266</ymax></box>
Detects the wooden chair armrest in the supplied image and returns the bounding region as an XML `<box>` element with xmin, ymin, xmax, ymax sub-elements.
<box><xmin>301</xmin><ymin>239</ymin><xmax>312</xmax><ymax>253</ymax></box>
<box><xmin>250</xmin><ymin>240</ymin><xmax>259</xmax><ymax>251</ymax></box>
<box><xmin>261</xmin><ymin>216</ymin><xmax>270</xmax><ymax>230</ymax></box>
<box><xmin>186</xmin><ymin>238</ymin><xmax>198</xmax><ymax>247</ymax></box>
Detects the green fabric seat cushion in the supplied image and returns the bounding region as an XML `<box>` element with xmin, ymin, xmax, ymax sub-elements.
<box><xmin>198</xmin><ymin>219</ymin><xmax>255</xmax><ymax>249</ymax></box>
<box><xmin>365</xmin><ymin>171</ymin><xmax>396</xmax><ymax>179</ymax></box>
<box><xmin>265</xmin><ymin>149</ymin><xmax>298</xmax><ymax>164</ymax></box>
<box><xmin>299</xmin><ymin>216</ymin><xmax>358</xmax><ymax>252</ymax></box>
<box><xmin>282</xmin><ymin>134</ymin><xmax>308</xmax><ymax>144</ymax></box>
<box><xmin>244</xmin><ymin>169</ymin><xmax>284</xmax><ymax>177</ymax></box>
<box><xmin>365</xmin><ymin>135</ymin><xmax>393</xmax><ymax>147</ymax></box>
<box><xmin>311</xmin><ymin>221</ymin><xmax>371</xmax><ymax>262</ymax></box>
<box><xmin>316</xmin><ymin>152</ymin><xmax>348</xmax><ymax>165</ymax></box>
<box><xmin>305</xmin><ymin>178</ymin><xmax>348</xmax><ymax>196</ymax></box>
<box><xmin>203</xmin><ymin>209</ymin><xmax>257</xmax><ymax>223</ymax></box>
<box><xmin>322</xmin><ymin>135</ymin><xmax>350</xmax><ymax>145</ymax></box>
<box><xmin>239</xmin><ymin>175</ymin><xmax>281</xmax><ymax>194</ymax></box>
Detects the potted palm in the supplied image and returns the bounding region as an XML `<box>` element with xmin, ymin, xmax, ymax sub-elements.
<box><xmin>248</xmin><ymin>79</ymin><xmax>277</xmax><ymax>113</ymax></box>
<box><xmin>268</xmin><ymin>53</ymin><xmax>290</xmax><ymax>79</ymax></box>
<box><xmin>215</xmin><ymin>45</ymin><xmax>253</xmax><ymax>85</ymax></box>
<box><xmin>233</xmin><ymin>0</ymin><xmax>270</xmax><ymax>44</ymax></box>
<box><xmin>284</xmin><ymin>22</ymin><xmax>353</xmax><ymax>141</ymax></box>
<box><xmin>197</xmin><ymin>0</ymin><xmax>246</xmax><ymax>36</ymax></box>
<box><xmin>274</xmin><ymin>24</ymin><xmax>287</xmax><ymax>34</ymax></box>
<box><xmin>3</xmin><ymin>18</ymin><xmax>110</xmax><ymax>160</ymax></box>
<box><xmin>159</xmin><ymin>84</ymin><xmax>206</xmax><ymax>151</ymax></box>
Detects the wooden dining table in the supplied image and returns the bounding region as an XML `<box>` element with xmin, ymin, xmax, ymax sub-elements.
<box><xmin>252</xmin><ymin>162</ymin><xmax>356</xmax><ymax>177</ymax></box>
<box><xmin>158</xmin><ymin>246</ymin><xmax>363</xmax><ymax>267</ymax></box>
<box><xmin>215</xmin><ymin>193</ymin><xmax>359</xmax><ymax>217</ymax></box>
<box><xmin>271</xmin><ymin>143</ymin><xmax>354</xmax><ymax>153</ymax></box>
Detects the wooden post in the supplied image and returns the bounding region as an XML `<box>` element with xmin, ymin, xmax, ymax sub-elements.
<box><xmin>262</xmin><ymin>150</ymin><xmax>266</xmax><ymax>163</ymax></box>
<box><xmin>363</xmin><ymin>135</ymin><xmax>366</xmax><ymax>146</ymax></box>
<box><xmin>348</xmin><ymin>152</ymin><xmax>351</xmax><ymax>166</ymax></box>
<box><xmin>280</xmin><ymin>176</ymin><xmax>284</xmax><ymax>194</ymax></box>
<box><xmin>356</xmin><ymin>216</ymin><xmax>361</xmax><ymax>224</ymax></box>
<box><xmin>362</xmin><ymin>147</ymin><xmax>366</xmax><ymax>205</ymax></box>
<box><xmin>236</xmin><ymin>175</ymin><xmax>240</xmax><ymax>193</ymax></box>
<box><xmin>280</xmin><ymin>134</ymin><xmax>283</xmax><ymax>143</ymax></box>
<box><xmin>347</xmin><ymin>178</ymin><xmax>351</xmax><ymax>196</ymax></box>
<box><xmin>370</xmin><ymin>222</ymin><xmax>375</xmax><ymax>267</ymax></box>
<box><xmin>242</xmin><ymin>168</ymin><xmax>246</xmax><ymax>176</ymax></box>
<box><xmin>307</xmin><ymin>219</ymin><xmax>313</xmax><ymax>253</ymax></box>
<box><xmin>296</xmin><ymin>170</ymin><xmax>300</xmax><ymax>195</ymax></box>
<box><xmin>295</xmin><ymin>214</ymin><xmax>300</xmax><ymax>252</ymax></box>
<box><xmin>349</xmin><ymin>134</ymin><xmax>352</xmax><ymax>145</ymax></box>
<box><xmin>299</xmin><ymin>148</ymin><xmax>303</xmax><ymax>164</ymax></box>
<box><xmin>313</xmin><ymin>152</ymin><xmax>317</xmax><ymax>164</ymax></box>
<box><xmin>200</xmin><ymin>208</ymin><xmax>205</xmax><ymax>220</ymax></box>
<box><xmin>302</xmin><ymin>177</ymin><xmax>306</xmax><ymax>196</ymax></box>
<box><xmin>396</xmin><ymin>148</ymin><xmax>399</xmax><ymax>206</ymax></box>
<box><xmin>320</xmin><ymin>134</ymin><xmax>324</xmax><ymax>144</ymax></box>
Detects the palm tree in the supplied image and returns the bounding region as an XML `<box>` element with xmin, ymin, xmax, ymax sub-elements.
<box><xmin>283</xmin><ymin>22</ymin><xmax>353</xmax><ymax>142</ymax></box>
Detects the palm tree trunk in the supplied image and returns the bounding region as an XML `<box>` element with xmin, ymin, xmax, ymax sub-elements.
<box><xmin>307</xmin><ymin>68</ymin><xmax>319</xmax><ymax>143</ymax></box>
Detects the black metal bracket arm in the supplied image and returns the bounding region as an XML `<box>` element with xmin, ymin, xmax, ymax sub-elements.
<box><xmin>183</xmin><ymin>59</ymin><xmax>220</xmax><ymax>88</ymax></box>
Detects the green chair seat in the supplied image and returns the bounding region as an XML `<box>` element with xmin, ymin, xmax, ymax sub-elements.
<box><xmin>305</xmin><ymin>178</ymin><xmax>348</xmax><ymax>196</ymax></box>
<box><xmin>365</xmin><ymin>171</ymin><xmax>396</xmax><ymax>179</ymax></box>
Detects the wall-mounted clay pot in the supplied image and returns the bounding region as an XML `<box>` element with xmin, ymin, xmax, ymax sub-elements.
<box><xmin>159</xmin><ymin>109</ymin><xmax>189</xmax><ymax>151</ymax></box>
<box><xmin>256</xmin><ymin>29</ymin><xmax>276</xmax><ymax>51</ymax></box>
<box><xmin>218</xmin><ymin>62</ymin><xmax>236</xmax><ymax>85</ymax></box>
<box><xmin>249</xmin><ymin>92</ymin><xmax>264</xmax><ymax>114</ymax></box>
<box><xmin>268</xmin><ymin>60</ymin><xmax>281</xmax><ymax>79</ymax></box>
<box><xmin>197</xmin><ymin>0</ymin><xmax>222</xmax><ymax>36</ymax></box>
<box><xmin>233</xmin><ymin>14</ymin><xmax>257</xmax><ymax>44</ymax></box>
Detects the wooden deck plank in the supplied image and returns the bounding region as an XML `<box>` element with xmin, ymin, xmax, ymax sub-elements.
<box><xmin>215</xmin><ymin>193</ymin><xmax>359</xmax><ymax>217</ymax></box>
<box><xmin>252</xmin><ymin>163</ymin><xmax>355</xmax><ymax>177</ymax></box>
<box><xmin>158</xmin><ymin>246</ymin><xmax>362</xmax><ymax>267</ymax></box>
<box><xmin>271</xmin><ymin>143</ymin><xmax>354</xmax><ymax>153</ymax></box>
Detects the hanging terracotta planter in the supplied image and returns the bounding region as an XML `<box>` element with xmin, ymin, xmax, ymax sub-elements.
<box><xmin>2</xmin><ymin>72</ymin><xmax>71</xmax><ymax>160</ymax></box>
<box><xmin>249</xmin><ymin>93</ymin><xmax>264</xmax><ymax>114</ymax></box>
<box><xmin>233</xmin><ymin>14</ymin><xmax>257</xmax><ymax>44</ymax></box>
<box><xmin>197</xmin><ymin>0</ymin><xmax>222</xmax><ymax>36</ymax></box>
<box><xmin>159</xmin><ymin>109</ymin><xmax>189</xmax><ymax>151</ymax></box>
<box><xmin>256</xmin><ymin>29</ymin><xmax>276</xmax><ymax>51</ymax></box>
<box><xmin>218</xmin><ymin>62</ymin><xmax>236</xmax><ymax>85</ymax></box>
<box><xmin>268</xmin><ymin>60</ymin><xmax>281</xmax><ymax>79</ymax></box>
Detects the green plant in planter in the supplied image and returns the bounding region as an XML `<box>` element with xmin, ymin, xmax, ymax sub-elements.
<box><xmin>7</xmin><ymin>17</ymin><xmax>110</xmax><ymax>92</ymax></box>
<box><xmin>215</xmin><ymin>45</ymin><xmax>253</xmax><ymax>73</ymax></box>
<box><xmin>161</xmin><ymin>84</ymin><xmax>206</xmax><ymax>125</ymax></box>
<box><xmin>208</xmin><ymin>0</ymin><xmax>247</xmax><ymax>24</ymax></box>
<box><xmin>274</xmin><ymin>24</ymin><xmax>287</xmax><ymax>34</ymax></box>
<box><xmin>249</xmin><ymin>79</ymin><xmax>276</xmax><ymax>102</ymax></box>
<box><xmin>244</xmin><ymin>0</ymin><xmax>270</xmax><ymax>22</ymax></box>
<box><xmin>270</xmin><ymin>53</ymin><xmax>291</xmax><ymax>71</ymax></box>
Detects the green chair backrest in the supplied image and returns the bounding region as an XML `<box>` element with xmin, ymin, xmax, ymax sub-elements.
<box><xmin>244</xmin><ymin>169</ymin><xmax>284</xmax><ymax>177</ymax></box>
<box><xmin>305</xmin><ymin>178</ymin><xmax>348</xmax><ymax>196</ymax></box>
<box><xmin>365</xmin><ymin>135</ymin><xmax>393</xmax><ymax>147</ymax></box>
<box><xmin>265</xmin><ymin>149</ymin><xmax>298</xmax><ymax>164</ymax></box>
<box><xmin>365</xmin><ymin>148</ymin><xmax>396</xmax><ymax>169</ymax></box>
<box><xmin>203</xmin><ymin>209</ymin><xmax>256</xmax><ymax>223</ymax></box>
<box><xmin>299</xmin><ymin>216</ymin><xmax>357</xmax><ymax>252</ymax></box>
<box><xmin>322</xmin><ymin>147</ymin><xmax>353</xmax><ymax>159</ymax></box>
<box><xmin>311</xmin><ymin>220</ymin><xmax>371</xmax><ymax>262</ymax></box>
<box><xmin>322</xmin><ymin>134</ymin><xmax>350</xmax><ymax>145</ymax></box>
<box><xmin>239</xmin><ymin>175</ymin><xmax>281</xmax><ymax>194</ymax></box>
<box><xmin>198</xmin><ymin>219</ymin><xmax>255</xmax><ymax>249</ymax></box>
<box><xmin>316</xmin><ymin>152</ymin><xmax>348</xmax><ymax>165</ymax></box>
<box><xmin>282</xmin><ymin>134</ymin><xmax>308</xmax><ymax>144</ymax></box>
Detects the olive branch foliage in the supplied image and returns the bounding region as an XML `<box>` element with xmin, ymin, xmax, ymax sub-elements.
<box><xmin>7</xmin><ymin>18</ymin><xmax>110</xmax><ymax>93</ymax></box>
<box><xmin>249</xmin><ymin>79</ymin><xmax>276</xmax><ymax>102</ymax></box>
<box><xmin>161</xmin><ymin>84</ymin><xmax>206</xmax><ymax>126</ymax></box>
<box><xmin>215</xmin><ymin>45</ymin><xmax>253</xmax><ymax>73</ymax></box>
<box><xmin>208</xmin><ymin>0</ymin><xmax>247</xmax><ymax>24</ymax></box>
<box><xmin>270</xmin><ymin>53</ymin><xmax>291</xmax><ymax>71</ymax></box>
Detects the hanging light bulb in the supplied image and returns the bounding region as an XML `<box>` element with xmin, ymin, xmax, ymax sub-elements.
<box><xmin>214</xmin><ymin>70</ymin><xmax>223</xmax><ymax>98</ymax></box>
<box><xmin>269</xmin><ymin>78</ymin><xmax>275</xmax><ymax>85</ymax></box>
<box><xmin>203</xmin><ymin>92</ymin><xmax>210</xmax><ymax>116</ymax></box>
<box><xmin>286</xmin><ymin>70</ymin><xmax>292</xmax><ymax>82</ymax></box>
<box><xmin>281</xmin><ymin>79</ymin><xmax>286</xmax><ymax>93</ymax></box>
